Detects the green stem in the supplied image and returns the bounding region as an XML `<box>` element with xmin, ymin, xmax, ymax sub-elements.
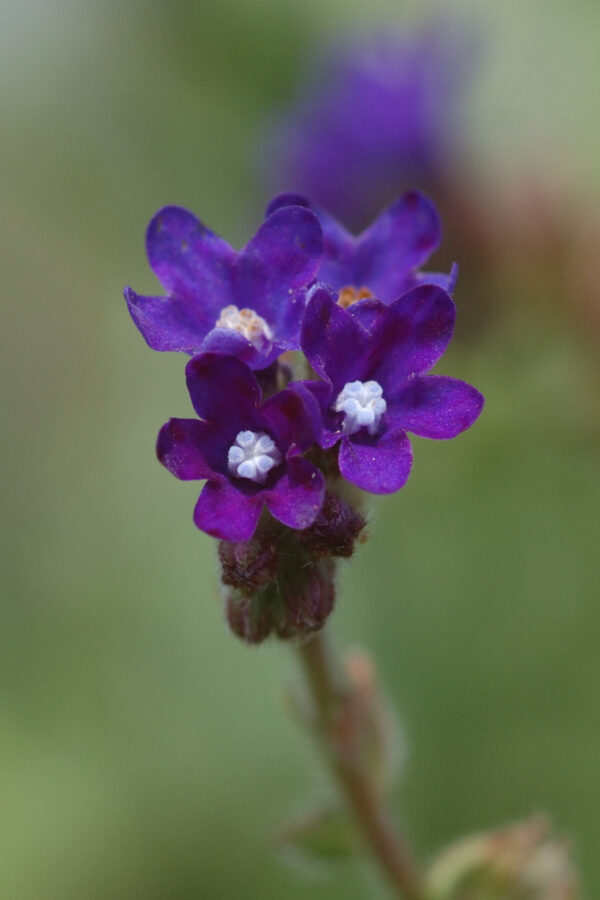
<box><xmin>296</xmin><ymin>628</ymin><xmax>423</xmax><ymax>900</ymax></box>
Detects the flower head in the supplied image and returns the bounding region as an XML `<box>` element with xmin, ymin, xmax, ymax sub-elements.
<box><xmin>157</xmin><ymin>353</ymin><xmax>325</xmax><ymax>541</ymax></box>
<box><xmin>125</xmin><ymin>203</ymin><xmax>323</xmax><ymax>369</ymax></box>
<box><xmin>300</xmin><ymin>283</ymin><xmax>484</xmax><ymax>494</ymax></box>
<box><xmin>266</xmin><ymin>190</ymin><xmax>457</xmax><ymax>300</ymax></box>
<box><xmin>266</xmin><ymin>25</ymin><xmax>474</xmax><ymax>229</ymax></box>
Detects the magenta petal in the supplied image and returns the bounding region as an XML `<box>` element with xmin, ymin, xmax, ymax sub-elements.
<box><xmin>236</xmin><ymin>205</ymin><xmax>322</xmax><ymax>320</ymax></box>
<box><xmin>125</xmin><ymin>287</ymin><xmax>206</xmax><ymax>353</ymax></box>
<box><xmin>157</xmin><ymin>418</ymin><xmax>216</xmax><ymax>480</ymax></box>
<box><xmin>301</xmin><ymin>285</ymin><xmax>371</xmax><ymax>390</ymax></box>
<box><xmin>339</xmin><ymin>429</ymin><xmax>413</xmax><ymax>494</ymax></box>
<box><xmin>264</xmin><ymin>457</ymin><xmax>325</xmax><ymax>530</ymax></box>
<box><xmin>194</xmin><ymin>479</ymin><xmax>262</xmax><ymax>541</ymax></box>
<box><xmin>366</xmin><ymin>284</ymin><xmax>456</xmax><ymax>384</ymax></box>
<box><xmin>146</xmin><ymin>206</ymin><xmax>234</xmax><ymax>312</ymax></box>
<box><xmin>390</xmin><ymin>375</ymin><xmax>484</xmax><ymax>438</ymax></box>
<box><xmin>185</xmin><ymin>353</ymin><xmax>261</xmax><ymax>428</ymax></box>
<box><xmin>354</xmin><ymin>191</ymin><xmax>441</xmax><ymax>298</ymax></box>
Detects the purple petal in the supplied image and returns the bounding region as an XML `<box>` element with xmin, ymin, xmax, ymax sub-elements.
<box><xmin>311</xmin><ymin>211</ymin><xmax>357</xmax><ymax>288</ymax></box>
<box><xmin>185</xmin><ymin>353</ymin><xmax>261</xmax><ymax>429</ymax></box>
<box><xmin>413</xmin><ymin>262</ymin><xmax>459</xmax><ymax>294</ymax></box>
<box><xmin>338</xmin><ymin>429</ymin><xmax>413</xmax><ymax>494</ymax></box>
<box><xmin>261</xmin><ymin>386</ymin><xmax>322</xmax><ymax>453</ymax></box>
<box><xmin>263</xmin><ymin>457</ymin><xmax>325</xmax><ymax>530</ymax></box>
<box><xmin>146</xmin><ymin>207</ymin><xmax>234</xmax><ymax>324</ymax></box>
<box><xmin>365</xmin><ymin>284</ymin><xmax>456</xmax><ymax>386</ymax></box>
<box><xmin>200</xmin><ymin>326</ymin><xmax>280</xmax><ymax>370</ymax></box>
<box><xmin>124</xmin><ymin>287</ymin><xmax>207</xmax><ymax>354</ymax></box>
<box><xmin>347</xmin><ymin>296</ymin><xmax>387</xmax><ymax>331</ymax></box>
<box><xmin>235</xmin><ymin>206</ymin><xmax>322</xmax><ymax>326</ymax></box>
<box><xmin>389</xmin><ymin>375</ymin><xmax>484</xmax><ymax>438</ymax></box>
<box><xmin>289</xmin><ymin>380</ymin><xmax>340</xmax><ymax>450</ymax></box>
<box><xmin>156</xmin><ymin>418</ymin><xmax>217</xmax><ymax>480</ymax></box>
<box><xmin>353</xmin><ymin>191</ymin><xmax>441</xmax><ymax>300</ymax></box>
<box><xmin>301</xmin><ymin>284</ymin><xmax>371</xmax><ymax>391</ymax></box>
<box><xmin>264</xmin><ymin>193</ymin><xmax>312</xmax><ymax>216</ymax></box>
<box><xmin>194</xmin><ymin>479</ymin><xmax>262</xmax><ymax>541</ymax></box>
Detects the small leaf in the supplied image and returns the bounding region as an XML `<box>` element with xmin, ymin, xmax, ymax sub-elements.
<box><xmin>275</xmin><ymin>804</ymin><xmax>359</xmax><ymax>863</ymax></box>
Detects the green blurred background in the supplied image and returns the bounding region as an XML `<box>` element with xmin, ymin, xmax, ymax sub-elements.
<box><xmin>2</xmin><ymin>1</ymin><xmax>600</xmax><ymax>897</ymax></box>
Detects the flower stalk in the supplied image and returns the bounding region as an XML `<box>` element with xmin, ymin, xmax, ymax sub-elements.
<box><xmin>296</xmin><ymin>628</ymin><xmax>423</xmax><ymax>899</ymax></box>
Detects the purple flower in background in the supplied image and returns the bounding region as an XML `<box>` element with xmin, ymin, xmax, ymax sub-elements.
<box><xmin>157</xmin><ymin>353</ymin><xmax>325</xmax><ymax>541</ymax></box>
<box><xmin>266</xmin><ymin>190</ymin><xmax>457</xmax><ymax>300</ymax></box>
<box><xmin>267</xmin><ymin>25</ymin><xmax>473</xmax><ymax>229</ymax></box>
<box><xmin>125</xmin><ymin>203</ymin><xmax>323</xmax><ymax>369</ymax></box>
<box><xmin>300</xmin><ymin>284</ymin><xmax>484</xmax><ymax>494</ymax></box>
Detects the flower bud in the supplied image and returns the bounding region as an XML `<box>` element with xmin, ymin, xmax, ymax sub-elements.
<box><xmin>275</xmin><ymin>558</ymin><xmax>336</xmax><ymax>639</ymax></box>
<box><xmin>426</xmin><ymin>816</ymin><xmax>579</xmax><ymax>900</ymax></box>
<box><xmin>298</xmin><ymin>491</ymin><xmax>366</xmax><ymax>558</ymax></box>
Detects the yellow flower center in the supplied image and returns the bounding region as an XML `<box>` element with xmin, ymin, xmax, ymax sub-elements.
<box><xmin>337</xmin><ymin>285</ymin><xmax>374</xmax><ymax>308</ymax></box>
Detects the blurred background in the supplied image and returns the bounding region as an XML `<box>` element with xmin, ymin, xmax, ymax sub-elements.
<box><xmin>2</xmin><ymin>0</ymin><xmax>600</xmax><ymax>897</ymax></box>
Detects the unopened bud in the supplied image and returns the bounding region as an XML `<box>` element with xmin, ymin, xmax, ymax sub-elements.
<box><xmin>426</xmin><ymin>816</ymin><xmax>579</xmax><ymax>900</ymax></box>
<box><xmin>276</xmin><ymin>559</ymin><xmax>336</xmax><ymax>639</ymax></box>
<box><xmin>298</xmin><ymin>491</ymin><xmax>366</xmax><ymax>558</ymax></box>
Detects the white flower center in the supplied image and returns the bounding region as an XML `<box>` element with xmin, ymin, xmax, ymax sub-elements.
<box><xmin>227</xmin><ymin>430</ymin><xmax>282</xmax><ymax>484</ymax></box>
<box><xmin>215</xmin><ymin>305</ymin><xmax>273</xmax><ymax>350</ymax></box>
<box><xmin>334</xmin><ymin>380</ymin><xmax>387</xmax><ymax>437</ymax></box>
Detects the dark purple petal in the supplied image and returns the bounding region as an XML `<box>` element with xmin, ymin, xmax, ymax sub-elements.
<box><xmin>156</xmin><ymin>418</ymin><xmax>217</xmax><ymax>480</ymax></box>
<box><xmin>301</xmin><ymin>284</ymin><xmax>371</xmax><ymax>391</ymax></box>
<box><xmin>200</xmin><ymin>326</ymin><xmax>280</xmax><ymax>370</ymax></box>
<box><xmin>185</xmin><ymin>353</ymin><xmax>261</xmax><ymax>430</ymax></box>
<box><xmin>389</xmin><ymin>375</ymin><xmax>484</xmax><ymax>438</ymax></box>
<box><xmin>263</xmin><ymin>457</ymin><xmax>325</xmax><ymax>530</ymax></box>
<box><xmin>310</xmin><ymin>212</ymin><xmax>357</xmax><ymax>288</ymax></box>
<box><xmin>413</xmin><ymin>261</ymin><xmax>459</xmax><ymax>293</ymax></box>
<box><xmin>124</xmin><ymin>287</ymin><xmax>206</xmax><ymax>354</ymax></box>
<box><xmin>338</xmin><ymin>429</ymin><xmax>413</xmax><ymax>494</ymax></box>
<box><xmin>289</xmin><ymin>380</ymin><xmax>340</xmax><ymax>450</ymax></box>
<box><xmin>146</xmin><ymin>206</ymin><xmax>234</xmax><ymax>320</ymax></box>
<box><xmin>352</xmin><ymin>191</ymin><xmax>441</xmax><ymax>299</ymax></box>
<box><xmin>264</xmin><ymin>193</ymin><xmax>311</xmax><ymax>216</ymax></box>
<box><xmin>347</xmin><ymin>296</ymin><xmax>387</xmax><ymax>331</ymax></box>
<box><xmin>261</xmin><ymin>386</ymin><xmax>322</xmax><ymax>453</ymax></box>
<box><xmin>194</xmin><ymin>479</ymin><xmax>262</xmax><ymax>541</ymax></box>
<box><xmin>235</xmin><ymin>206</ymin><xmax>322</xmax><ymax>323</ymax></box>
<box><xmin>364</xmin><ymin>284</ymin><xmax>456</xmax><ymax>386</ymax></box>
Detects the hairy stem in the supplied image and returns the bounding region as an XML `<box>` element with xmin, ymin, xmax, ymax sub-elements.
<box><xmin>296</xmin><ymin>628</ymin><xmax>423</xmax><ymax>899</ymax></box>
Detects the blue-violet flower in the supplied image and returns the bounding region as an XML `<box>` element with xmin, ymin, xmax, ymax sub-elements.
<box><xmin>125</xmin><ymin>203</ymin><xmax>323</xmax><ymax>369</ymax></box>
<box><xmin>157</xmin><ymin>353</ymin><xmax>325</xmax><ymax>541</ymax></box>
<box><xmin>267</xmin><ymin>26</ymin><xmax>473</xmax><ymax>229</ymax></box>
<box><xmin>300</xmin><ymin>283</ymin><xmax>484</xmax><ymax>494</ymax></box>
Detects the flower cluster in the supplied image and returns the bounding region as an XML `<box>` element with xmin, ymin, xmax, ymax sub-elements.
<box><xmin>126</xmin><ymin>190</ymin><xmax>483</xmax><ymax>640</ymax></box>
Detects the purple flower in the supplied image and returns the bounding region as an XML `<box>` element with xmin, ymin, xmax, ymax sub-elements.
<box><xmin>300</xmin><ymin>284</ymin><xmax>484</xmax><ymax>494</ymax></box>
<box><xmin>125</xmin><ymin>203</ymin><xmax>323</xmax><ymax>369</ymax></box>
<box><xmin>266</xmin><ymin>189</ymin><xmax>457</xmax><ymax>301</ymax></box>
<box><xmin>157</xmin><ymin>353</ymin><xmax>325</xmax><ymax>541</ymax></box>
<box><xmin>266</xmin><ymin>25</ymin><xmax>474</xmax><ymax>229</ymax></box>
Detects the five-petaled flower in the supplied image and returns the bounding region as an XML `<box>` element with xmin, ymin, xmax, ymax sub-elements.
<box><xmin>299</xmin><ymin>283</ymin><xmax>484</xmax><ymax>494</ymax></box>
<box><xmin>266</xmin><ymin>190</ymin><xmax>457</xmax><ymax>301</ymax></box>
<box><xmin>125</xmin><ymin>203</ymin><xmax>323</xmax><ymax>369</ymax></box>
<box><xmin>157</xmin><ymin>353</ymin><xmax>325</xmax><ymax>542</ymax></box>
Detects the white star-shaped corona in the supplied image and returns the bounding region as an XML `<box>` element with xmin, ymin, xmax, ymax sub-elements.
<box><xmin>227</xmin><ymin>431</ymin><xmax>282</xmax><ymax>483</ymax></box>
<box><xmin>335</xmin><ymin>380</ymin><xmax>387</xmax><ymax>436</ymax></box>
